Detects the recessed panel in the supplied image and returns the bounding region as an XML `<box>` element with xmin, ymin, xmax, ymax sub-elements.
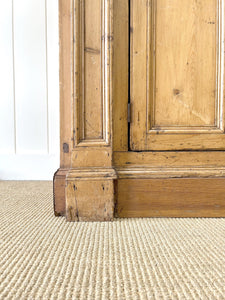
<box><xmin>74</xmin><ymin>0</ymin><xmax>111</xmax><ymax>146</ymax></box>
<box><xmin>130</xmin><ymin>0</ymin><xmax>225</xmax><ymax>150</ymax></box>
<box><xmin>84</xmin><ymin>0</ymin><xmax>102</xmax><ymax>139</ymax></box>
<box><xmin>152</xmin><ymin>0</ymin><xmax>218</xmax><ymax>129</ymax></box>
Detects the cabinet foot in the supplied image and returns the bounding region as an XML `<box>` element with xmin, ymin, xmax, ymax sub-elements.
<box><xmin>65</xmin><ymin>168</ymin><xmax>117</xmax><ymax>221</ymax></box>
<box><xmin>53</xmin><ymin>168</ymin><xmax>69</xmax><ymax>216</ymax></box>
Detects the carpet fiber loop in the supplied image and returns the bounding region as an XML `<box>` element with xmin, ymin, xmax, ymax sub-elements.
<box><xmin>1</xmin><ymin>181</ymin><xmax>225</xmax><ymax>299</ymax></box>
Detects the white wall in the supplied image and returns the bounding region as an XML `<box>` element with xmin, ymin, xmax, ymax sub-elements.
<box><xmin>0</xmin><ymin>0</ymin><xmax>59</xmax><ymax>180</ymax></box>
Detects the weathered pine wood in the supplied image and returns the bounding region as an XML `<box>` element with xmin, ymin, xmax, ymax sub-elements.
<box><xmin>61</xmin><ymin>0</ymin><xmax>116</xmax><ymax>221</ymax></box>
<box><xmin>116</xmin><ymin>178</ymin><xmax>225</xmax><ymax>218</ymax></box>
<box><xmin>53</xmin><ymin>0</ymin><xmax>73</xmax><ymax>216</ymax></box>
<box><xmin>113</xmin><ymin>151</ymin><xmax>225</xmax><ymax>168</ymax></box>
<box><xmin>54</xmin><ymin>0</ymin><xmax>225</xmax><ymax>221</ymax></box>
<box><xmin>53</xmin><ymin>168</ymin><xmax>68</xmax><ymax>216</ymax></box>
<box><xmin>66</xmin><ymin>180</ymin><xmax>115</xmax><ymax>222</ymax></box>
<box><xmin>112</xmin><ymin>0</ymin><xmax>129</xmax><ymax>151</ymax></box>
<box><xmin>116</xmin><ymin>166</ymin><xmax>225</xmax><ymax>179</ymax></box>
<box><xmin>73</xmin><ymin>0</ymin><xmax>112</xmax><ymax>146</ymax></box>
<box><xmin>58</xmin><ymin>0</ymin><xmax>73</xmax><ymax>167</ymax></box>
<box><xmin>130</xmin><ymin>0</ymin><xmax>225</xmax><ymax>151</ymax></box>
<box><xmin>66</xmin><ymin>169</ymin><xmax>117</xmax><ymax>221</ymax></box>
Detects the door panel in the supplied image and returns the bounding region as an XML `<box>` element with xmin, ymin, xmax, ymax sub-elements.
<box><xmin>130</xmin><ymin>0</ymin><xmax>225</xmax><ymax>150</ymax></box>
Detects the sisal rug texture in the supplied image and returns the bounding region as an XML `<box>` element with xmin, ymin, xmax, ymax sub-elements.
<box><xmin>1</xmin><ymin>181</ymin><xmax>225</xmax><ymax>300</ymax></box>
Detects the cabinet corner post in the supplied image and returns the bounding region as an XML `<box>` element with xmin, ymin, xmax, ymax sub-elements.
<box><xmin>54</xmin><ymin>0</ymin><xmax>117</xmax><ymax>222</ymax></box>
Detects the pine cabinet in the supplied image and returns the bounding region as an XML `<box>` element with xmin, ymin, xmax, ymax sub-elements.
<box><xmin>54</xmin><ymin>0</ymin><xmax>225</xmax><ymax>221</ymax></box>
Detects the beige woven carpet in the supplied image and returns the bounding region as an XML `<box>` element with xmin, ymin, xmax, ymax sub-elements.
<box><xmin>1</xmin><ymin>182</ymin><xmax>225</xmax><ymax>300</ymax></box>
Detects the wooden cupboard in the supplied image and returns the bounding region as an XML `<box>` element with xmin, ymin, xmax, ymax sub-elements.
<box><xmin>54</xmin><ymin>0</ymin><xmax>225</xmax><ymax>221</ymax></box>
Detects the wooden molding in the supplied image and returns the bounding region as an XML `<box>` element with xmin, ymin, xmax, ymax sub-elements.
<box><xmin>67</xmin><ymin>168</ymin><xmax>117</xmax><ymax>180</ymax></box>
<box><xmin>116</xmin><ymin>178</ymin><xmax>225</xmax><ymax>218</ymax></box>
<box><xmin>73</xmin><ymin>0</ymin><xmax>113</xmax><ymax>146</ymax></box>
<box><xmin>116</xmin><ymin>166</ymin><xmax>225</xmax><ymax>179</ymax></box>
<box><xmin>58</xmin><ymin>0</ymin><xmax>73</xmax><ymax>168</ymax></box>
<box><xmin>53</xmin><ymin>0</ymin><xmax>74</xmax><ymax>217</ymax></box>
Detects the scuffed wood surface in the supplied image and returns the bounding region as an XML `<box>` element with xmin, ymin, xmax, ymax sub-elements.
<box><xmin>53</xmin><ymin>168</ymin><xmax>68</xmax><ymax>216</ymax></box>
<box><xmin>116</xmin><ymin>178</ymin><xmax>225</xmax><ymax>218</ymax></box>
<box><xmin>58</xmin><ymin>0</ymin><xmax>73</xmax><ymax>167</ymax></box>
<box><xmin>66</xmin><ymin>179</ymin><xmax>115</xmax><ymax>222</ymax></box>
<box><xmin>54</xmin><ymin>0</ymin><xmax>225</xmax><ymax>221</ymax></box>
<box><xmin>113</xmin><ymin>151</ymin><xmax>225</xmax><ymax>168</ymax></box>
<box><xmin>130</xmin><ymin>0</ymin><xmax>225</xmax><ymax>150</ymax></box>
<box><xmin>112</xmin><ymin>0</ymin><xmax>129</xmax><ymax>151</ymax></box>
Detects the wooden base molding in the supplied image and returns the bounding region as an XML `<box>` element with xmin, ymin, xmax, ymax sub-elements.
<box><xmin>116</xmin><ymin>166</ymin><xmax>225</xmax><ymax>179</ymax></box>
<box><xmin>54</xmin><ymin>165</ymin><xmax>225</xmax><ymax>220</ymax></box>
<box><xmin>115</xmin><ymin>178</ymin><xmax>225</xmax><ymax>218</ymax></box>
<box><xmin>53</xmin><ymin>168</ymin><xmax>68</xmax><ymax>216</ymax></box>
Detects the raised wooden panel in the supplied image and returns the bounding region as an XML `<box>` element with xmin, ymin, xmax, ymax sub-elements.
<box><xmin>130</xmin><ymin>0</ymin><xmax>225</xmax><ymax>150</ymax></box>
<box><xmin>151</xmin><ymin>0</ymin><xmax>220</xmax><ymax>130</ymax></box>
<box><xmin>112</xmin><ymin>0</ymin><xmax>129</xmax><ymax>151</ymax></box>
<box><xmin>74</xmin><ymin>0</ymin><xmax>112</xmax><ymax>146</ymax></box>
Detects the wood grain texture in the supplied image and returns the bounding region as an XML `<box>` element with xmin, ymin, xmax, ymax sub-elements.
<box><xmin>113</xmin><ymin>151</ymin><xmax>225</xmax><ymax>168</ymax></box>
<box><xmin>130</xmin><ymin>0</ymin><xmax>147</xmax><ymax>149</ymax></box>
<box><xmin>53</xmin><ymin>168</ymin><xmax>68</xmax><ymax>216</ymax></box>
<box><xmin>154</xmin><ymin>0</ymin><xmax>217</xmax><ymax>128</ymax></box>
<box><xmin>130</xmin><ymin>0</ymin><xmax>225</xmax><ymax>151</ymax></box>
<box><xmin>116</xmin><ymin>178</ymin><xmax>225</xmax><ymax>217</ymax></box>
<box><xmin>58</xmin><ymin>0</ymin><xmax>73</xmax><ymax>168</ymax></box>
<box><xmin>55</xmin><ymin>0</ymin><xmax>225</xmax><ymax>221</ymax></box>
<box><xmin>56</xmin><ymin>0</ymin><xmax>116</xmax><ymax>221</ymax></box>
<box><xmin>66</xmin><ymin>168</ymin><xmax>116</xmax><ymax>221</ymax></box>
<box><xmin>66</xmin><ymin>180</ymin><xmax>115</xmax><ymax>222</ymax></box>
<box><xmin>71</xmin><ymin>148</ymin><xmax>113</xmax><ymax>168</ymax></box>
<box><xmin>116</xmin><ymin>166</ymin><xmax>225</xmax><ymax>179</ymax></box>
<box><xmin>53</xmin><ymin>0</ymin><xmax>73</xmax><ymax>216</ymax></box>
<box><xmin>66</xmin><ymin>168</ymin><xmax>117</xmax><ymax>180</ymax></box>
<box><xmin>71</xmin><ymin>0</ymin><xmax>114</xmax><ymax>165</ymax></box>
<box><xmin>70</xmin><ymin>0</ymin><xmax>115</xmax><ymax>170</ymax></box>
<box><xmin>74</xmin><ymin>0</ymin><xmax>113</xmax><ymax>146</ymax></box>
<box><xmin>112</xmin><ymin>0</ymin><xmax>129</xmax><ymax>151</ymax></box>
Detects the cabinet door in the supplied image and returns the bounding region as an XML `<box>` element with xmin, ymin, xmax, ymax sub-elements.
<box><xmin>130</xmin><ymin>0</ymin><xmax>225</xmax><ymax>151</ymax></box>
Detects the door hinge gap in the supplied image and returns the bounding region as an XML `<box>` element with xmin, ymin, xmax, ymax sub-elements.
<box><xmin>128</xmin><ymin>102</ymin><xmax>131</xmax><ymax>123</ymax></box>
